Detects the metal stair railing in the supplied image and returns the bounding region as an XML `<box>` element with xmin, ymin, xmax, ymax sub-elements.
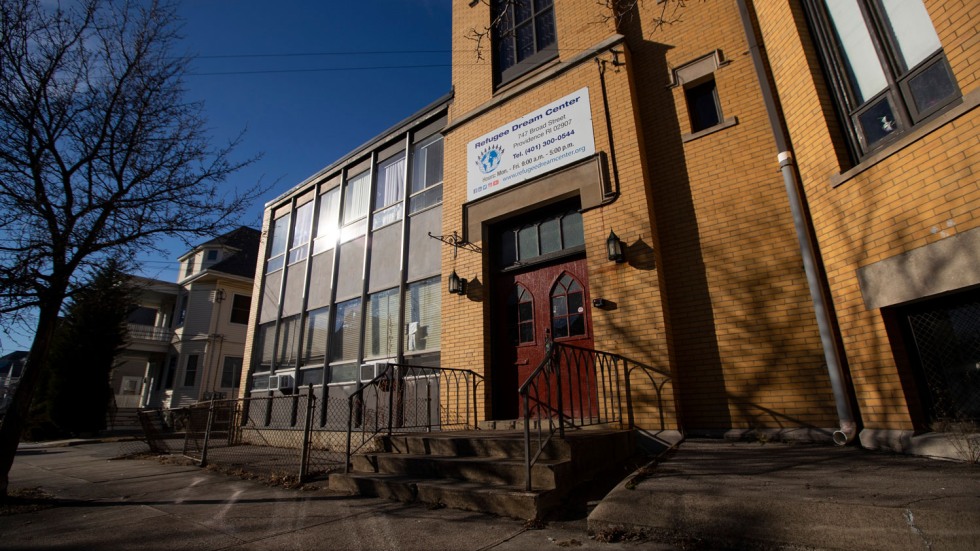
<box><xmin>344</xmin><ymin>362</ymin><xmax>484</xmax><ymax>473</ymax></box>
<box><xmin>519</xmin><ymin>339</ymin><xmax>672</xmax><ymax>491</ymax></box>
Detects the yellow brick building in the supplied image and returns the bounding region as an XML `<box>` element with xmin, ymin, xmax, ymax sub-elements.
<box><xmin>240</xmin><ymin>0</ymin><xmax>977</xmax><ymax>458</ymax></box>
<box><xmin>439</xmin><ymin>0</ymin><xmax>978</xmax><ymax>454</ymax></box>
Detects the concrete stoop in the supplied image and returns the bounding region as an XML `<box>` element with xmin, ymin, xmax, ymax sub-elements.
<box><xmin>105</xmin><ymin>407</ymin><xmax>143</xmax><ymax>434</ymax></box>
<box><xmin>328</xmin><ymin>429</ymin><xmax>636</xmax><ymax>520</ymax></box>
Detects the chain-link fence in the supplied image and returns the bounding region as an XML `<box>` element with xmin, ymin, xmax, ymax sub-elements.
<box><xmin>139</xmin><ymin>365</ymin><xmax>485</xmax><ymax>483</ymax></box>
<box><xmin>140</xmin><ymin>387</ymin><xmax>347</xmax><ymax>482</ymax></box>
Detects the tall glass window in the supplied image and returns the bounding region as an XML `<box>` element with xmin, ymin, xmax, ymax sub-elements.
<box><xmin>313</xmin><ymin>187</ymin><xmax>340</xmax><ymax>255</ymax></box>
<box><xmin>492</xmin><ymin>0</ymin><xmax>557</xmax><ymax>85</ymax></box>
<box><xmin>330</xmin><ymin>298</ymin><xmax>361</xmax><ymax>362</ymax></box>
<box><xmin>301</xmin><ymin>307</ymin><xmax>330</xmax><ymax>367</ymax></box>
<box><xmin>287</xmin><ymin>201</ymin><xmax>313</xmax><ymax>264</ymax></box>
<box><xmin>366</xmin><ymin>288</ymin><xmax>400</xmax><ymax>359</ymax></box>
<box><xmin>255</xmin><ymin>322</ymin><xmax>275</xmax><ymax>371</ymax></box>
<box><xmin>266</xmin><ymin>214</ymin><xmax>290</xmax><ymax>273</ymax></box>
<box><xmin>341</xmin><ymin>171</ymin><xmax>371</xmax><ymax>241</ymax></box>
<box><xmin>276</xmin><ymin>315</ymin><xmax>300</xmax><ymax>371</ymax></box>
<box><xmin>807</xmin><ymin>0</ymin><xmax>959</xmax><ymax>157</ymax></box>
<box><xmin>409</xmin><ymin>135</ymin><xmax>443</xmax><ymax>214</ymax></box>
<box><xmin>405</xmin><ymin>277</ymin><xmax>441</xmax><ymax>353</ymax></box>
<box><xmin>373</xmin><ymin>154</ymin><xmax>405</xmax><ymax>228</ymax></box>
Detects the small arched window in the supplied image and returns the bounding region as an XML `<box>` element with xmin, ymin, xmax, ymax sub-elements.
<box><xmin>551</xmin><ymin>273</ymin><xmax>586</xmax><ymax>339</ymax></box>
<box><xmin>510</xmin><ymin>283</ymin><xmax>534</xmax><ymax>345</ymax></box>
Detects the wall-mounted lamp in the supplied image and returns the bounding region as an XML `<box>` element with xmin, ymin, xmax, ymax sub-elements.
<box><xmin>448</xmin><ymin>270</ymin><xmax>467</xmax><ymax>296</ymax></box>
<box><xmin>606</xmin><ymin>231</ymin><xmax>626</xmax><ymax>263</ymax></box>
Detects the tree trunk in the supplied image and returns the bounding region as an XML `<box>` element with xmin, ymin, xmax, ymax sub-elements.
<box><xmin>0</xmin><ymin>296</ymin><xmax>64</xmax><ymax>498</ymax></box>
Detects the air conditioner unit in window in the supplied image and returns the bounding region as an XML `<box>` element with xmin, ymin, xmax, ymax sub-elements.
<box><xmin>268</xmin><ymin>374</ymin><xmax>293</xmax><ymax>392</ymax></box>
<box><xmin>361</xmin><ymin>361</ymin><xmax>390</xmax><ymax>382</ymax></box>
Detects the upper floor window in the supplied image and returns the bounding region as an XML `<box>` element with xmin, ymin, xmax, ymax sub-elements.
<box><xmin>313</xmin><ymin>187</ymin><xmax>341</xmax><ymax>255</ymax></box>
<box><xmin>341</xmin><ymin>171</ymin><xmax>371</xmax><ymax>242</ymax></box>
<box><xmin>492</xmin><ymin>0</ymin><xmax>557</xmax><ymax>86</ymax></box>
<box><xmin>373</xmin><ymin>154</ymin><xmax>405</xmax><ymax>229</ymax></box>
<box><xmin>409</xmin><ymin>135</ymin><xmax>443</xmax><ymax>214</ymax></box>
<box><xmin>266</xmin><ymin>214</ymin><xmax>290</xmax><ymax>273</ymax></box>
<box><xmin>806</xmin><ymin>0</ymin><xmax>960</xmax><ymax>159</ymax></box>
<box><xmin>230</xmin><ymin>294</ymin><xmax>251</xmax><ymax>325</ymax></box>
<box><xmin>205</xmin><ymin>249</ymin><xmax>219</xmax><ymax>262</ymax></box>
<box><xmin>686</xmin><ymin>77</ymin><xmax>722</xmax><ymax>133</ymax></box>
<box><xmin>288</xmin><ymin>201</ymin><xmax>313</xmax><ymax>265</ymax></box>
<box><xmin>176</xmin><ymin>294</ymin><xmax>188</xmax><ymax>326</ymax></box>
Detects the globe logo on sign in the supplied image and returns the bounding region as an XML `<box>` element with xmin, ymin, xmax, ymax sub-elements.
<box><xmin>477</xmin><ymin>145</ymin><xmax>504</xmax><ymax>175</ymax></box>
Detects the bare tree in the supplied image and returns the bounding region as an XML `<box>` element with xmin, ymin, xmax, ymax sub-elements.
<box><xmin>0</xmin><ymin>0</ymin><xmax>263</xmax><ymax>495</ymax></box>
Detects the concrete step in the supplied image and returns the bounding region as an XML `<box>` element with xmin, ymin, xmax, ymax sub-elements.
<box><xmin>337</xmin><ymin>429</ymin><xmax>639</xmax><ymax>519</ymax></box>
<box><xmin>352</xmin><ymin>452</ymin><xmax>566</xmax><ymax>489</ymax></box>
<box><xmin>106</xmin><ymin>408</ymin><xmax>144</xmax><ymax>432</ymax></box>
<box><xmin>380</xmin><ymin>430</ymin><xmax>569</xmax><ymax>461</ymax></box>
<box><xmin>328</xmin><ymin>472</ymin><xmax>556</xmax><ymax>519</ymax></box>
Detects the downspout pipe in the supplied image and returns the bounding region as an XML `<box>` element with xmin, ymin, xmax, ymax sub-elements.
<box><xmin>736</xmin><ymin>0</ymin><xmax>857</xmax><ymax>445</ymax></box>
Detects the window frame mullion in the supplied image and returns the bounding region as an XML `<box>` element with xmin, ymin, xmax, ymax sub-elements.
<box><xmin>858</xmin><ymin>0</ymin><xmax>914</xmax><ymax>130</ymax></box>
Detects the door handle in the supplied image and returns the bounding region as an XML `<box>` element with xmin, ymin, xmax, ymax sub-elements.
<box><xmin>514</xmin><ymin>359</ymin><xmax>529</xmax><ymax>366</ymax></box>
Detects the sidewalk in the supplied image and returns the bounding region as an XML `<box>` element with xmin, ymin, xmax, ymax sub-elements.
<box><xmin>589</xmin><ymin>439</ymin><xmax>980</xmax><ymax>550</ymax></box>
<box><xmin>1</xmin><ymin>440</ymin><xmax>653</xmax><ymax>551</ymax></box>
<box><xmin>2</xmin><ymin>439</ymin><xmax>979</xmax><ymax>550</ymax></box>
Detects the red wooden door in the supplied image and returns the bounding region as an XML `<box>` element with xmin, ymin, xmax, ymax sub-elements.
<box><xmin>491</xmin><ymin>257</ymin><xmax>593</xmax><ymax>419</ymax></box>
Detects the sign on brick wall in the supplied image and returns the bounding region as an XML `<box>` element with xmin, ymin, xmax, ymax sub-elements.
<box><xmin>467</xmin><ymin>87</ymin><xmax>596</xmax><ymax>202</ymax></box>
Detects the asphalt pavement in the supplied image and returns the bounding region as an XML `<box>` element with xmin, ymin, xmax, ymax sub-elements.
<box><xmin>1</xmin><ymin>440</ymin><xmax>658</xmax><ymax>551</ymax></box>
<box><xmin>2</xmin><ymin>438</ymin><xmax>979</xmax><ymax>550</ymax></box>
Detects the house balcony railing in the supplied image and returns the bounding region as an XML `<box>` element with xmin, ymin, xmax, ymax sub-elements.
<box><xmin>127</xmin><ymin>323</ymin><xmax>173</xmax><ymax>343</ymax></box>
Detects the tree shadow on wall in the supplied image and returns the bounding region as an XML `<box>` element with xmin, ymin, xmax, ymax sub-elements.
<box><xmin>617</xmin><ymin>6</ymin><xmax>730</xmax><ymax>432</ymax></box>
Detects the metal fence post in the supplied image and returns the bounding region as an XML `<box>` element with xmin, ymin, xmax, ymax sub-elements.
<box><xmin>200</xmin><ymin>400</ymin><xmax>216</xmax><ymax>468</ymax></box>
<box><xmin>345</xmin><ymin>394</ymin><xmax>354</xmax><ymax>474</ymax></box>
<box><xmin>386</xmin><ymin>364</ymin><xmax>395</xmax><ymax>437</ymax></box>
<box><xmin>299</xmin><ymin>384</ymin><xmax>315</xmax><ymax>482</ymax></box>
<box><xmin>554</xmin><ymin>346</ymin><xmax>565</xmax><ymax>439</ymax></box>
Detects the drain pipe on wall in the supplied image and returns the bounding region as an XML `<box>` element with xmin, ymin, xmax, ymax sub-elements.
<box><xmin>736</xmin><ymin>0</ymin><xmax>857</xmax><ymax>445</ymax></box>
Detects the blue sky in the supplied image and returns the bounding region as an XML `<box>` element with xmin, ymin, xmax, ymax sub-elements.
<box><xmin>1</xmin><ymin>0</ymin><xmax>452</xmax><ymax>354</ymax></box>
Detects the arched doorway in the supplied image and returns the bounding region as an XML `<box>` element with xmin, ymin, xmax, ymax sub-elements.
<box><xmin>489</xmin><ymin>204</ymin><xmax>593</xmax><ymax>419</ymax></box>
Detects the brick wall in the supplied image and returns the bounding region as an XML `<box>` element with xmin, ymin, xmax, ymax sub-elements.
<box><xmin>238</xmin><ymin>207</ymin><xmax>272</xmax><ymax>397</ymax></box>
<box><xmin>626</xmin><ymin>0</ymin><xmax>837</xmax><ymax>432</ymax></box>
<box><xmin>445</xmin><ymin>1</ymin><xmax>677</xmax><ymax>431</ymax></box>
<box><xmin>755</xmin><ymin>0</ymin><xmax>980</xmax><ymax>430</ymax></box>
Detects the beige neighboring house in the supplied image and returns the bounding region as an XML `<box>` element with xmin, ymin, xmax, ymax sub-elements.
<box><xmin>113</xmin><ymin>276</ymin><xmax>180</xmax><ymax>409</ymax></box>
<box><xmin>140</xmin><ymin>227</ymin><xmax>260</xmax><ymax>409</ymax></box>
